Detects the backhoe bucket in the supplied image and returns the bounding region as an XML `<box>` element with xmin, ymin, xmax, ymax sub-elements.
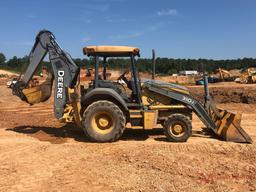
<box><xmin>22</xmin><ymin>80</ymin><xmax>52</xmax><ymax>105</ymax></box>
<box><xmin>210</xmin><ymin>109</ymin><xmax>252</xmax><ymax>143</ymax></box>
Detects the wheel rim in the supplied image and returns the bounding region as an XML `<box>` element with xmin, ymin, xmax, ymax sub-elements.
<box><xmin>169</xmin><ymin>123</ymin><xmax>185</xmax><ymax>137</ymax></box>
<box><xmin>91</xmin><ymin>111</ymin><xmax>115</xmax><ymax>134</ymax></box>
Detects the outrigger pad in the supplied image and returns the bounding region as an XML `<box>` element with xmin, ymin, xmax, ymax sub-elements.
<box><xmin>211</xmin><ymin>109</ymin><xmax>253</xmax><ymax>143</ymax></box>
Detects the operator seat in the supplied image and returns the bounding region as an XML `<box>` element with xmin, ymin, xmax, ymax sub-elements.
<box><xmin>88</xmin><ymin>80</ymin><xmax>130</xmax><ymax>102</ymax></box>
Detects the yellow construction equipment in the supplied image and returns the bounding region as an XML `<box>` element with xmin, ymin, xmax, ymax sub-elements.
<box><xmin>239</xmin><ymin>67</ymin><xmax>256</xmax><ymax>84</ymax></box>
<box><xmin>12</xmin><ymin>30</ymin><xmax>252</xmax><ymax>143</ymax></box>
<box><xmin>216</xmin><ymin>68</ymin><xmax>233</xmax><ymax>81</ymax></box>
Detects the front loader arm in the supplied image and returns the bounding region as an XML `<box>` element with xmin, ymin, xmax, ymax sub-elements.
<box><xmin>144</xmin><ymin>81</ymin><xmax>252</xmax><ymax>143</ymax></box>
<box><xmin>13</xmin><ymin>30</ymin><xmax>80</xmax><ymax>120</ymax></box>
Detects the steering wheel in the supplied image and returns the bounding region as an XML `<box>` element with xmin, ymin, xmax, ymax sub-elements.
<box><xmin>117</xmin><ymin>70</ymin><xmax>129</xmax><ymax>81</ymax></box>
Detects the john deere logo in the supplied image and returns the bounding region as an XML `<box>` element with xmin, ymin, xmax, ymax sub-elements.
<box><xmin>57</xmin><ymin>70</ymin><xmax>64</xmax><ymax>99</ymax></box>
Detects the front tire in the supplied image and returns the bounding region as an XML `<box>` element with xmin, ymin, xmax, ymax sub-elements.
<box><xmin>163</xmin><ymin>114</ymin><xmax>192</xmax><ymax>142</ymax></box>
<box><xmin>82</xmin><ymin>100</ymin><xmax>126</xmax><ymax>142</ymax></box>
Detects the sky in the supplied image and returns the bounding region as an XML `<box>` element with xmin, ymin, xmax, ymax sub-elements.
<box><xmin>0</xmin><ymin>0</ymin><xmax>256</xmax><ymax>60</ymax></box>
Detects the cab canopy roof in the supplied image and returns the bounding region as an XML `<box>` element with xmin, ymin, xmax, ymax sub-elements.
<box><xmin>83</xmin><ymin>46</ymin><xmax>140</xmax><ymax>57</ymax></box>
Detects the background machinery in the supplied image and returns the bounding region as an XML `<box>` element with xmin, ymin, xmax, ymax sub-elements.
<box><xmin>216</xmin><ymin>68</ymin><xmax>234</xmax><ymax>82</ymax></box>
<box><xmin>239</xmin><ymin>67</ymin><xmax>256</xmax><ymax>84</ymax></box>
<box><xmin>12</xmin><ymin>30</ymin><xmax>252</xmax><ymax>143</ymax></box>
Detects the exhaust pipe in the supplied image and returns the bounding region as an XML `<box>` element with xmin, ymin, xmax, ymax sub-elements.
<box><xmin>152</xmin><ymin>49</ymin><xmax>156</xmax><ymax>80</ymax></box>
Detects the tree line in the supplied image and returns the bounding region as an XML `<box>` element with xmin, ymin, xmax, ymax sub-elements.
<box><xmin>0</xmin><ymin>52</ymin><xmax>256</xmax><ymax>75</ymax></box>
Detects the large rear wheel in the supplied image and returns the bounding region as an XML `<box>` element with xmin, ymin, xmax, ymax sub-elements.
<box><xmin>82</xmin><ymin>100</ymin><xmax>126</xmax><ymax>142</ymax></box>
<box><xmin>163</xmin><ymin>113</ymin><xmax>192</xmax><ymax>142</ymax></box>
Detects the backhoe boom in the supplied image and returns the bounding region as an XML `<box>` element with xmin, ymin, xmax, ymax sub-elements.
<box><xmin>12</xmin><ymin>30</ymin><xmax>80</xmax><ymax>119</ymax></box>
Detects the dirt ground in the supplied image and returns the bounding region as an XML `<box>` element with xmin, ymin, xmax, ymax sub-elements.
<box><xmin>0</xmin><ymin>70</ymin><xmax>18</xmax><ymax>86</ymax></box>
<box><xmin>0</xmin><ymin>82</ymin><xmax>256</xmax><ymax>192</ymax></box>
<box><xmin>0</xmin><ymin>69</ymin><xmax>17</xmax><ymax>76</ymax></box>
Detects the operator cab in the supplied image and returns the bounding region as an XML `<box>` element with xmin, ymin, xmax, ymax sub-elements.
<box><xmin>83</xmin><ymin>46</ymin><xmax>142</xmax><ymax>104</ymax></box>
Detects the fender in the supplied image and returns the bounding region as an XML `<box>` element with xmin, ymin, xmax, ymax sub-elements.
<box><xmin>81</xmin><ymin>88</ymin><xmax>128</xmax><ymax>111</ymax></box>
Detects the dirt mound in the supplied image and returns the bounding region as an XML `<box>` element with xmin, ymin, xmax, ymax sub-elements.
<box><xmin>30</xmin><ymin>130</ymin><xmax>67</xmax><ymax>144</ymax></box>
<box><xmin>189</xmin><ymin>84</ymin><xmax>256</xmax><ymax>104</ymax></box>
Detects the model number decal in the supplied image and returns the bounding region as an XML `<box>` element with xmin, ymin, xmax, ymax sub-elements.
<box><xmin>57</xmin><ymin>70</ymin><xmax>64</xmax><ymax>99</ymax></box>
<box><xmin>182</xmin><ymin>96</ymin><xmax>194</xmax><ymax>104</ymax></box>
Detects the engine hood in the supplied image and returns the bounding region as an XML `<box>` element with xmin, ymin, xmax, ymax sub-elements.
<box><xmin>142</xmin><ymin>79</ymin><xmax>190</xmax><ymax>95</ymax></box>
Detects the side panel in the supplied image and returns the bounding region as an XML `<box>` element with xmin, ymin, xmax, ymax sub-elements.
<box><xmin>143</xmin><ymin>110</ymin><xmax>158</xmax><ymax>129</ymax></box>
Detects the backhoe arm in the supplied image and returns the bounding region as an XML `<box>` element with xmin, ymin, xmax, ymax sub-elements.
<box><xmin>13</xmin><ymin>30</ymin><xmax>80</xmax><ymax>120</ymax></box>
<box><xmin>22</xmin><ymin>31</ymin><xmax>48</xmax><ymax>84</ymax></box>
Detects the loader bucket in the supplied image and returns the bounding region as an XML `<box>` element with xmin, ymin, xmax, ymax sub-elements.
<box><xmin>210</xmin><ymin>109</ymin><xmax>252</xmax><ymax>143</ymax></box>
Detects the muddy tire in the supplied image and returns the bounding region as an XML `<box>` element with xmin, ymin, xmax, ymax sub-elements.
<box><xmin>82</xmin><ymin>100</ymin><xmax>126</xmax><ymax>142</ymax></box>
<box><xmin>163</xmin><ymin>114</ymin><xmax>192</xmax><ymax>142</ymax></box>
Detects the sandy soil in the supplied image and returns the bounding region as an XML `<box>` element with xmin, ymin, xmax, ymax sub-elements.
<box><xmin>0</xmin><ymin>70</ymin><xmax>18</xmax><ymax>86</ymax></box>
<box><xmin>0</xmin><ymin>69</ymin><xmax>17</xmax><ymax>76</ymax></box>
<box><xmin>0</xmin><ymin>83</ymin><xmax>256</xmax><ymax>192</ymax></box>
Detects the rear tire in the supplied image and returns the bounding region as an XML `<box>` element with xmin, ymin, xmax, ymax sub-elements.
<box><xmin>163</xmin><ymin>114</ymin><xmax>192</xmax><ymax>142</ymax></box>
<box><xmin>82</xmin><ymin>100</ymin><xmax>126</xmax><ymax>142</ymax></box>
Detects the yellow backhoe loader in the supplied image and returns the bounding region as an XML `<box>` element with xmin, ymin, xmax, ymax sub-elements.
<box><xmin>12</xmin><ymin>30</ymin><xmax>252</xmax><ymax>143</ymax></box>
<box><xmin>239</xmin><ymin>67</ymin><xmax>256</xmax><ymax>84</ymax></box>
